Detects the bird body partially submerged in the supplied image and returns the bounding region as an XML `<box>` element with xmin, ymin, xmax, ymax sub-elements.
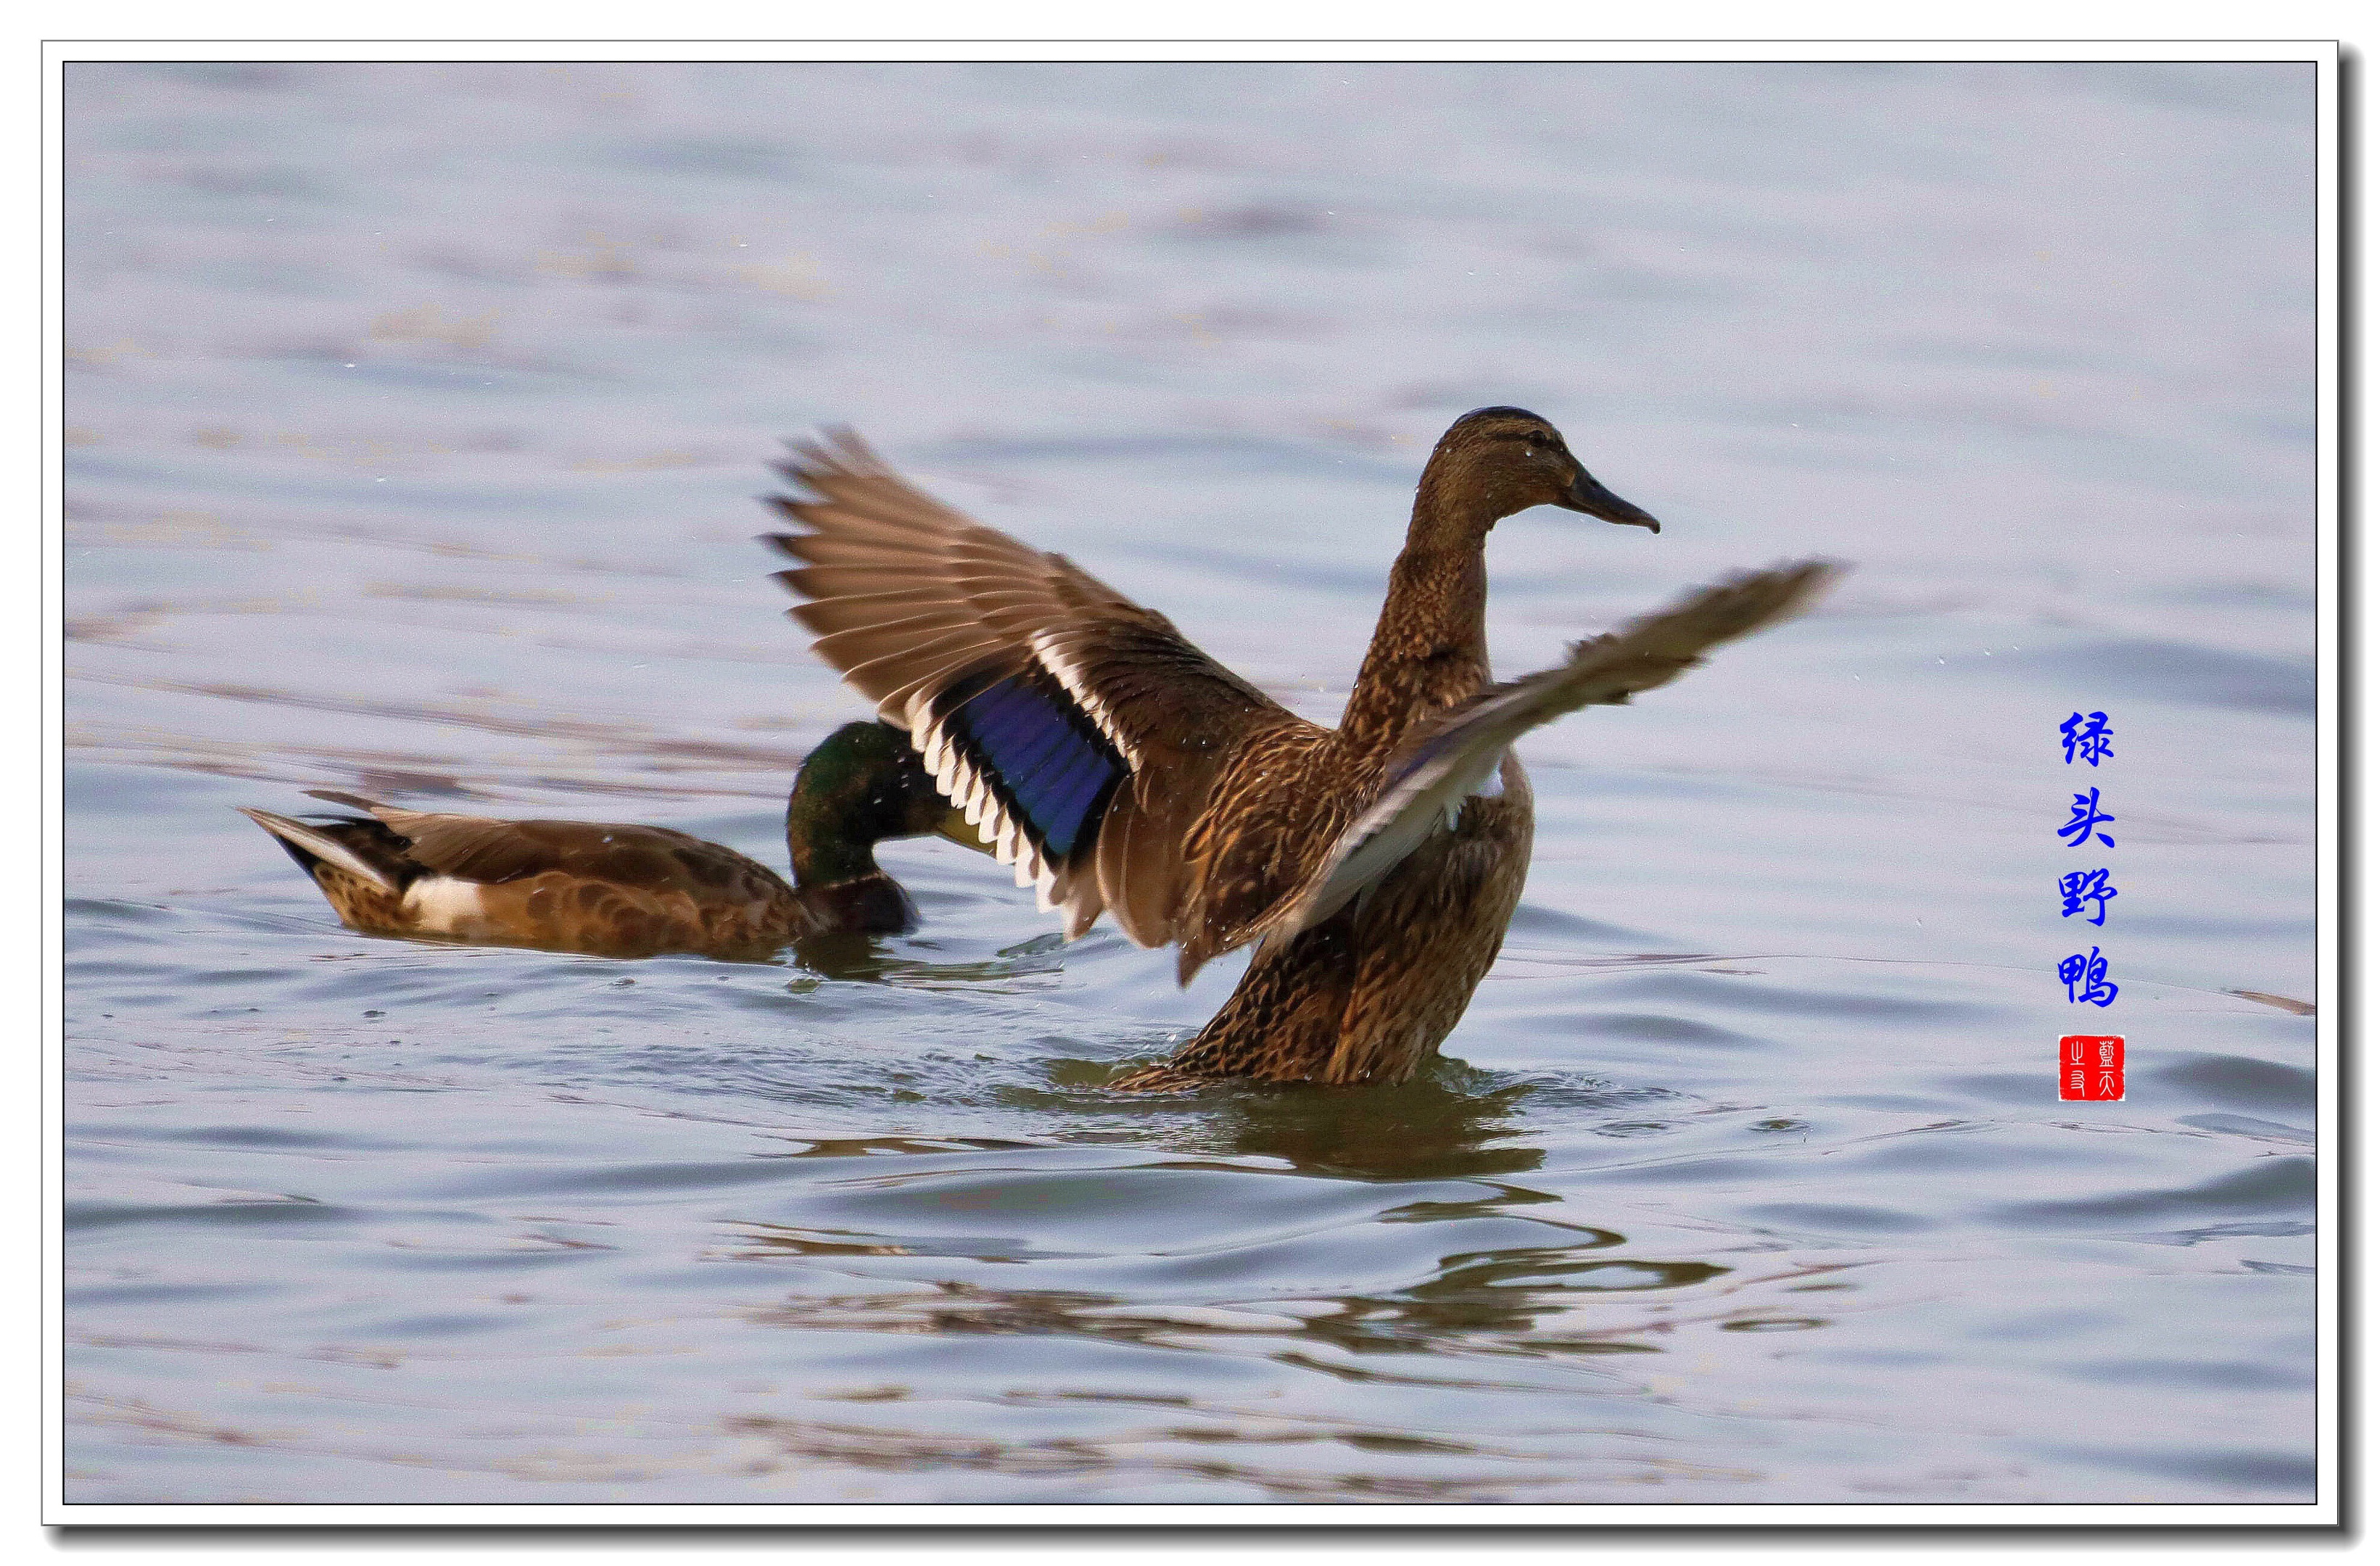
<box><xmin>766</xmin><ymin>408</ymin><xmax>1839</xmax><ymax>1086</ymax></box>
<box><xmin>243</xmin><ymin>721</ymin><xmax>962</xmax><ymax>960</ymax></box>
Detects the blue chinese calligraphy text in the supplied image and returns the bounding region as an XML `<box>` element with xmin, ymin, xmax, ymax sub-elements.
<box><xmin>2060</xmin><ymin>710</ymin><xmax>2115</xmax><ymax>766</ymax></box>
<box><xmin>2059</xmin><ymin>787</ymin><xmax>2115</xmax><ymax>848</ymax></box>
<box><xmin>2059</xmin><ymin>868</ymin><xmax>2119</xmax><ymax>927</ymax></box>
<box><xmin>2058</xmin><ymin>945</ymin><xmax>2119</xmax><ymax>1007</ymax></box>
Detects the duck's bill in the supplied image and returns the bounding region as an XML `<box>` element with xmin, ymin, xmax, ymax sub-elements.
<box><xmin>1562</xmin><ymin>471</ymin><xmax>1661</xmax><ymax>532</ymax></box>
<box><xmin>937</xmin><ymin>808</ymin><xmax>993</xmax><ymax>855</ymax></box>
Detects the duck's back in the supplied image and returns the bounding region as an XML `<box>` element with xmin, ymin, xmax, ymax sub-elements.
<box><xmin>422</xmin><ymin>817</ymin><xmax>804</xmax><ymax>958</ymax></box>
<box><xmin>245</xmin><ymin>800</ymin><xmax>806</xmax><ymax>960</ymax></box>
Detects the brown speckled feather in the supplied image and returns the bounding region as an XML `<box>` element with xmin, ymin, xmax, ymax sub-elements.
<box><xmin>250</xmin><ymin>724</ymin><xmax>954</xmax><ymax>961</ymax></box>
<box><xmin>324</xmin><ymin>795</ymin><xmax>778</xmax><ymax>903</ymax></box>
<box><xmin>767</xmin><ymin>429</ymin><xmax>1303</xmax><ymax>949</ymax></box>
<box><xmin>768</xmin><ymin>413</ymin><xmax>1840</xmax><ymax>1087</ymax></box>
<box><xmin>253</xmin><ymin>792</ymin><xmax>808</xmax><ymax>958</ymax></box>
<box><xmin>1260</xmin><ymin>560</ymin><xmax>1841</xmax><ymax>945</ymax></box>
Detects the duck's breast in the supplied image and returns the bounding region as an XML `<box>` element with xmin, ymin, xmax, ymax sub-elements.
<box><xmin>1326</xmin><ymin>753</ymin><xmax>1533</xmax><ymax>1082</ymax></box>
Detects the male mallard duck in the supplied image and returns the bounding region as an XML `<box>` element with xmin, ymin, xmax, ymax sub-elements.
<box><xmin>241</xmin><ymin>720</ymin><xmax>967</xmax><ymax>959</ymax></box>
<box><xmin>765</xmin><ymin>408</ymin><xmax>1838</xmax><ymax>1087</ymax></box>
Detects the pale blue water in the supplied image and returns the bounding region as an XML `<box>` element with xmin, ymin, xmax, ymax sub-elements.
<box><xmin>63</xmin><ymin>61</ymin><xmax>2319</xmax><ymax>1504</ymax></box>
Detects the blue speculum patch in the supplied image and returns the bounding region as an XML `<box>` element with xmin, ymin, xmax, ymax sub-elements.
<box><xmin>942</xmin><ymin>668</ymin><xmax>1124</xmax><ymax>858</ymax></box>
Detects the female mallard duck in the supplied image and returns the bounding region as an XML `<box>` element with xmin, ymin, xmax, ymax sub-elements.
<box><xmin>241</xmin><ymin>720</ymin><xmax>967</xmax><ymax>959</ymax></box>
<box><xmin>766</xmin><ymin>408</ymin><xmax>1838</xmax><ymax>1087</ymax></box>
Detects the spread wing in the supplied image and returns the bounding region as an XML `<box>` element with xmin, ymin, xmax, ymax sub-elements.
<box><xmin>1262</xmin><ymin>560</ymin><xmax>1843</xmax><ymax>941</ymax></box>
<box><xmin>764</xmin><ymin>429</ymin><xmax>1310</xmax><ymax>945</ymax></box>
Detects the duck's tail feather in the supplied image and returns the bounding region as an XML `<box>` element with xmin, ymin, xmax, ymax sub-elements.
<box><xmin>1264</xmin><ymin>558</ymin><xmax>1844</xmax><ymax>942</ymax></box>
<box><xmin>239</xmin><ymin>807</ymin><xmax>407</xmax><ymax>895</ymax></box>
<box><xmin>303</xmin><ymin>787</ymin><xmax>391</xmax><ymax>815</ymax></box>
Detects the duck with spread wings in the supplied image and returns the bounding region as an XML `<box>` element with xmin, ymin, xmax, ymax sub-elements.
<box><xmin>766</xmin><ymin>407</ymin><xmax>1838</xmax><ymax>1088</ymax></box>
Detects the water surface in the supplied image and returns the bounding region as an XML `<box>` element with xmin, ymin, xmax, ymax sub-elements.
<box><xmin>62</xmin><ymin>61</ymin><xmax>2319</xmax><ymax>1506</ymax></box>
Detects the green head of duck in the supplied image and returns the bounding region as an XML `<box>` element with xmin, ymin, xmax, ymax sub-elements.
<box><xmin>784</xmin><ymin>719</ymin><xmax>973</xmax><ymax>890</ymax></box>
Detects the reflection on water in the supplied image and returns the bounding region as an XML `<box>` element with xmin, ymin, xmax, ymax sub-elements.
<box><xmin>791</xmin><ymin>930</ymin><xmax>1074</xmax><ymax>989</ymax></box>
<box><xmin>1158</xmin><ymin>1068</ymin><xmax>1541</xmax><ymax>1182</ymax></box>
<box><xmin>62</xmin><ymin>60</ymin><xmax>2318</xmax><ymax>1505</ymax></box>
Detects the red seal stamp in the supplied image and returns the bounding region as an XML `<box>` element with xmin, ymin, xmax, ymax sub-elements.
<box><xmin>2059</xmin><ymin>1035</ymin><xmax>2125</xmax><ymax>1101</ymax></box>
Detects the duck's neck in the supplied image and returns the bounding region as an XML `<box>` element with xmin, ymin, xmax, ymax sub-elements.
<box><xmin>1338</xmin><ymin>481</ymin><xmax>1497</xmax><ymax>753</ymax></box>
<box><xmin>786</xmin><ymin>819</ymin><xmax>916</xmax><ymax>933</ymax></box>
<box><xmin>780</xmin><ymin>721</ymin><xmax>930</xmax><ymax>935</ymax></box>
<box><xmin>795</xmin><ymin>870</ymin><xmax>917</xmax><ymax>935</ymax></box>
<box><xmin>785</xmin><ymin>800</ymin><xmax>883</xmax><ymax>890</ymax></box>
